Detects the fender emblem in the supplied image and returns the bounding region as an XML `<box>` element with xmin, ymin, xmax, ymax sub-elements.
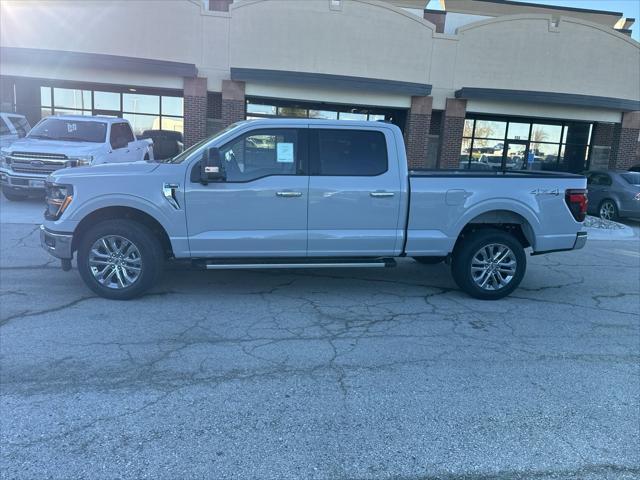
<box><xmin>530</xmin><ymin>188</ymin><xmax>560</xmax><ymax>196</ymax></box>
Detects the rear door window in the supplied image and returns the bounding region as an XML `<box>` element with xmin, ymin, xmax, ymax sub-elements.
<box><xmin>311</xmin><ymin>129</ymin><xmax>388</xmax><ymax>176</ymax></box>
<box><xmin>0</xmin><ymin>118</ymin><xmax>10</xmax><ymax>136</ymax></box>
<box><xmin>110</xmin><ymin>123</ymin><xmax>135</xmax><ymax>149</ymax></box>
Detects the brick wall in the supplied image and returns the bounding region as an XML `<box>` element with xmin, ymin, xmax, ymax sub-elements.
<box><xmin>612</xmin><ymin>127</ymin><xmax>640</xmax><ymax>170</ymax></box>
<box><xmin>610</xmin><ymin>112</ymin><xmax>640</xmax><ymax>170</ymax></box>
<box><xmin>183</xmin><ymin>77</ymin><xmax>208</xmax><ymax>148</ymax></box>
<box><xmin>221</xmin><ymin>80</ymin><xmax>246</xmax><ymax>128</ymax></box>
<box><xmin>439</xmin><ymin>99</ymin><xmax>467</xmax><ymax>169</ymax></box>
<box><xmin>591</xmin><ymin>122</ymin><xmax>615</xmax><ymax>147</ymax></box>
<box><xmin>207</xmin><ymin>92</ymin><xmax>222</xmax><ymax>119</ymax></box>
<box><xmin>403</xmin><ymin>96</ymin><xmax>432</xmax><ymax>170</ymax></box>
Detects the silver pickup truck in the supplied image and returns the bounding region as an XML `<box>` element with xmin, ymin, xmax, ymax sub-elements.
<box><xmin>40</xmin><ymin>119</ymin><xmax>588</xmax><ymax>300</ymax></box>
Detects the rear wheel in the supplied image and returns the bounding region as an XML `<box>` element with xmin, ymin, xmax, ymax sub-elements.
<box><xmin>2</xmin><ymin>187</ymin><xmax>28</xmax><ymax>201</ymax></box>
<box><xmin>451</xmin><ymin>229</ymin><xmax>526</xmax><ymax>300</ymax></box>
<box><xmin>598</xmin><ymin>199</ymin><xmax>618</xmax><ymax>221</ymax></box>
<box><xmin>77</xmin><ymin>219</ymin><xmax>164</xmax><ymax>300</ymax></box>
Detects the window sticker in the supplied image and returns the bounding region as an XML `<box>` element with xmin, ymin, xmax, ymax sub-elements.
<box><xmin>276</xmin><ymin>142</ymin><xmax>294</xmax><ymax>163</ymax></box>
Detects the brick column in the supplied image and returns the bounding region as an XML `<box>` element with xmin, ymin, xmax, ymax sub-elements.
<box><xmin>439</xmin><ymin>98</ymin><xmax>467</xmax><ymax>169</ymax></box>
<box><xmin>611</xmin><ymin>111</ymin><xmax>640</xmax><ymax>170</ymax></box>
<box><xmin>221</xmin><ymin>80</ymin><xmax>246</xmax><ymax>128</ymax></box>
<box><xmin>183</xmin><ymin>77</ymin><xmax>207</xmax><ymax>147</ymax></box>
<box><xmin>404</xmin><ymin>96</ymin><xmax>432</xmax><ymax>169</ymax></box>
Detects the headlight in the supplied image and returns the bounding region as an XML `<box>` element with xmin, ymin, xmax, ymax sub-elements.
<box><xmin>0</xmin><ymin>149</ymin><xmax>10</xmax><ymax>168</ymax></box>
<box><xmin>67</xmin><ymin>155</ymin><xmax>93</xmax><ymax>167</ymax></box>
<box><xmin>45</xmin><ymin>182</ymin><xmax>74</xmax><ymax>220</ymax></box>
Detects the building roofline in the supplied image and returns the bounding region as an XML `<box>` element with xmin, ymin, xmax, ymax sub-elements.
<box><xmin>442</xmin><ymin>0</ymin><xmax>623</xmax><ymax>18</ymax></box>
<box><xmin>0</xmin><ymin>47</ymin><xmax>198</xmax><ymax>78</ymax></box>
<box><xmin>231</xmin><ymin>68</ymin><xmax>432</xmax><ymax>96</ymax></box>
<box><xmin>455</xmin><ymin>87</ymin><xmax>640</xmax><ymax>112</ymax></box>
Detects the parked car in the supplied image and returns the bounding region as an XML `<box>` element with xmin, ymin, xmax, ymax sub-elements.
<box><xmin>0</xmin><ymin>115</ymin><xmax>153</xmax><ymax>201</ymax></box>
<box><xmin>585</xmin><ymin>170</ymin><xmax>640</xmax><ymax>220</ymax></box>
<box><xmin>0</xmin><ymin>112</ymin><xmax>31</xmax><ymax>149</ymax></box>
<box><xmin>40</xmin><ymin>119</ymin><xmax>588</xmax><ymax>301</ymax></box>
<box><xmin>139</xmin><ymin>130</ymin><xmax>183</xmax><ymax>160</ymax></box>
<box><xmin>479</xmin><ymin>154</ymin><xmax>518</xmax><ymax>170</ymax></box>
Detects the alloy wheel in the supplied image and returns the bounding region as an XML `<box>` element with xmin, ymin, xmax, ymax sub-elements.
<box><xmin>88</xmin><ymin>235</ymin><xmax>143</xmax><ymax>289</ymax></box>
<box><xmin>599</xmin><ymin>201</ymin><xmax>615</xmax><ymax>220</ymax></box>
<box><xmin>470</xmin><ymin>243</ymin><xmax>517</xmax><ymax>291</ymax></box>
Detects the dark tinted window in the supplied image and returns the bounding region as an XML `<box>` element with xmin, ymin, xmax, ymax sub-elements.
<box><xmin>621</xmin><ymin>172</ymin><xmax>640</xmax><ymax>185</ymax></box>
<box><xmin>0</xmin><ymin>118</ymin><xmax>10</xmax><ymax>136</ymax></box>
<box><xmin>219</xmin><ymin>129</ymin><xmax>300</xmax><ymax>182</ymax></box>
<box><xmin>314</xmin><ymin>129</ymin><xmax>387</xmax><ymax>176</ymax></box>
<box><xmin>110</xmin><ymin>123</ymin><xmax>135</xmax><ymax>149</ymax></box>
<box><xmin>590</xmin><ymin>173</ymin><xmax>612</xmax><ymax>186</ymax></box>
<box><xmin>8</xmin><ymin>116</ymin><xmax>29</xmax><ymax>137</ymax></box>
<box><xmin>29</xmin><ymin>118</ymin><xmax>107</xmax><ymax>143</ymax></box>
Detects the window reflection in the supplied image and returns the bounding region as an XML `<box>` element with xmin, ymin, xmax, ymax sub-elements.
<box><xmin>123</xmin><ymin>93</ymin><xmax>159</xmax><ymax>115</ymax></box>
<box><xmin>161</xmin><ymin>96</ymin><xmax>183</xmax><ymax>117</ymax></box>
<box><xmin>507</xmin><ymin>122</ymin><xmax>529</xmax><ymax>140</ymax></box>
<box><xmin>94</xmin><ymin>91</ymin><xmax>120</xmax><ymax>111</ymax></box>
<box><xmin>531</xmin><ymin>124</ymin><xmax>562</xmax><ymax>143</ymax></box>
<box><xmin>309</xmin><ymin>110</ymin><xmax>338</xmax><ymax>119</ymax></box>
<box><xmin>473</xmin><ymin>120</ymin><xmax>506</xmax><ymax>139</ymax></box>
<box><xmin>123</xmin><ymin>113</ymin><xmax>160</xmax><ymax>136</ymax></box>
<box><xmin>54</xmin><ymin>88</ymin><xmax>91</xmax><ymax>110</ymax></box>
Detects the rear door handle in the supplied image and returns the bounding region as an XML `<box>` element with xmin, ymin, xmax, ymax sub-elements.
<box><xmin>370</xmin><ymin>191</ymin><xmax>395</xmax><ymax>198</ymax></box>
<box><xmin>276</xmin><ymin>191</ymin><xmax>303</xmax><ymax>197</ymax></box>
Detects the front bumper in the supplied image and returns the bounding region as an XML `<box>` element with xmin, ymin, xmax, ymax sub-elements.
<box><xmin>1</xmin><ymin>168</ymin><xmax>48</xmax><ymax>192</ymax></box>
<box><xmin>40</xmin><ymin>225</ymin><xmax>73</xmax><ymax>260</ymax></box>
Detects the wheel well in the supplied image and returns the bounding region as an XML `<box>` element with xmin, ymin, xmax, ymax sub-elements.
<box><xmin>72</xmin><ymin>206</ymin><xmax>174</xmax><ymax>258</ymax></box>
<box><xmin>455</xmin><ymin>210</ymin><xmax>534</xmax><ymax>251</ymax></box>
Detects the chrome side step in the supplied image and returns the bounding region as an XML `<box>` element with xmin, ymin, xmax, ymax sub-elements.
<box><xmin>201</xmin><ymin>258</ymin><xmax>395</xmax><ymax>270</ymax></box>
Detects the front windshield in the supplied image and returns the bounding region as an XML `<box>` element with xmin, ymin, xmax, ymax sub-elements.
<box><xmin>159</xmin><ymin>121</ymin><xmax>246</xmax><ymax>164</ymax></box>
<box><xmin>28</xmin><ymin>118</ymin><xmax>107</xmax><ymax>143</ymax></box>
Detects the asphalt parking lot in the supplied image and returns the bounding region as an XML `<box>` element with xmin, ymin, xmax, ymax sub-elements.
<box><xmin>1</xmin><ymin>197</ymin><xmax>639</xmax><ymax>480</ymax></box>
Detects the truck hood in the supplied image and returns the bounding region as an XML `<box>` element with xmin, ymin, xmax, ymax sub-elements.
<box><xmin>5</xmin><ymin>138</ymin><xmax>103</xmax><ymax>155</ymax></box>
<box><xmin>48</xmin><ymin>161</ymin><xmax>159</xmax><ymax>182</ymax></box>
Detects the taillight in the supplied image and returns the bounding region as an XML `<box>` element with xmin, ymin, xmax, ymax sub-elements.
<box><xmin>565</xmin><ymin>189</ymin><xmax>588</xmax><ymax>222</ymax></box>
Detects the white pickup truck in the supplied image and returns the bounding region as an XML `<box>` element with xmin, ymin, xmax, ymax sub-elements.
<box><xmin>0</xmin><ymin>115</ymin><xmax>153</xmax><ymax>201</ymax></box>
<box><xmin>40</xmin><ymin>119</ymin><xmax>588</xmax><ymax>301</ymax></box>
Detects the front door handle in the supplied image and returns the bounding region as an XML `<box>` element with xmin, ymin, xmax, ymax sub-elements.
<box><xmin>370</xmin><ymin>191</ymin><xmax>395</xmax><ymax>198</ymax></box>
<box><xmin>276</xmin><ymin>191</ymin><xmax>303</xmax><ymax>198</ymax></box>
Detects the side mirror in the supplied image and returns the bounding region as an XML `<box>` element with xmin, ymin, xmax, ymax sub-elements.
<box><xmin>200</xmin><ymin>147</ymin><xmax>225</xmax><ymax>184</ymax></box>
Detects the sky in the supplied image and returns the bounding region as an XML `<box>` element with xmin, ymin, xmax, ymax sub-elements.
<box><xmin>428</xmin><ymin>0</ymin><xmax>640</xmax><ymax>40</ymax></box>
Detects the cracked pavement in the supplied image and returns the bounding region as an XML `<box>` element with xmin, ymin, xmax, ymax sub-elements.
<box><xmin>1</xmin><ymin>200</ymin><xmax>639</xmax><ymax>480</ymax></box>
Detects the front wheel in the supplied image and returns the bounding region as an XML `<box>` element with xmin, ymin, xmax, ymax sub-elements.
<box><xmin>77</xmin><ymin>219</ymin><xmax>164</xmax><ymax>300</ymax></box>
<box><xmin>451</xmin><ymin>229</ymin><xmax>526</xmax><ymax>300</ymax></box>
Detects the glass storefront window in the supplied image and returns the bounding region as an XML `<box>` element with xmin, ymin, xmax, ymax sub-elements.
<box><xmin>507</xmin><ymin>122</ymin><xmax>529</xmax><ymax>140</ymax></box>
<box><xmin>40</xmin><ymin>87</ymin><xmax>52</xmax><ymax>107</ymax></box>
<box><xmin>54</xmin><ymin>109</ymin><xmax>93</xmax><ymax>116</ymax></box>
<box><xmin>531</xmin><ymin>123</ymin><xmax>562</xmax><ymax>143</ymax></box>
<box><xmin>277</xmin><ymin>106</ymin><xmax>307</xmax><ymax>117</ymax></box>
<box><xmin>459</xmin><ymin>138</ymin><xmax>472</xmax><ymax>168</ymax></box>
<box><xmin>463</xmin><ymin>119</ymin><xmax>475</xmax><ymax>137</ymax></box>
<box><xmin>473</xmin><ymin>120</ymin><xmax>506</xmax><ymax>139</ymax></box>
<box><xmin>94</xmin><ymin>91</ymin><xmax>120</xmax><ymax>111</ymax></box>
<box><xmin>54</xmin><ymin>88</ymin><xmax>92</xmax><ymax>110</ymax></box>
<box><xmin>123</xmin><ymin>113</ymin><xmax>160</xmax><ymax>136</ymax></box>
<box><xmin>123</xmin><ymin>93</ymin><xmax>159</xmax><ymax>115</ymax></box>
<box><xmin>160</xmin><ymin>116</ymin><xmax>184</xmax><ymax>134</ymax></box>
<box><xmin>368</xmin><ymin>114</ymin><xmax>386</xmax><ymax>122</ymax></box>
<box><xmin>309</xmin><ymin>110</ymin><xmax>338</xmax><ymax>119</ymax></box>
<box><xmin>339</xmin><ymin>112</ymin><xmax>367</xmax><ymax>121</ymax></box>
<box><xmin>162</xmin><ymin>96</ymin><xmax>183</xmax><ymax>117</ymax></box>
<box><xmin>247</xmin><ymin>103</ymin><xmax>277</xmax><ymax>115</ymax></box>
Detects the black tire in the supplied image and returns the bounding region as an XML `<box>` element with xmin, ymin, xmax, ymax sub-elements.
<box><xmin>413</xmin><ymin>256</ymin><xmax>446</xmax><ymax>265</ymax></box>
<box><xmin>2</xmin><ymin>187</ymin><xmax>28</xmax><ymax>201</ymax></box>
<box><xmin>77</xmin><ymin>219</ymin><xmax>164</xmax><ymax>300</ymax></box>
<box><xmin>451</xmin><ymin>229</ymin><xmax>526</xmax><ymax>300</ymax></box>
<box><xmin>598</xmin><ymin>199</ymin><xmax>618</xmax><ymax>221</ymax></box>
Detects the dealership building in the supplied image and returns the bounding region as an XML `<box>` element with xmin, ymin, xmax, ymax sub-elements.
<box><xmin>0</xmin><ymin>0</ymin><xmax>639</xmax><ymax>172</ymax></box>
